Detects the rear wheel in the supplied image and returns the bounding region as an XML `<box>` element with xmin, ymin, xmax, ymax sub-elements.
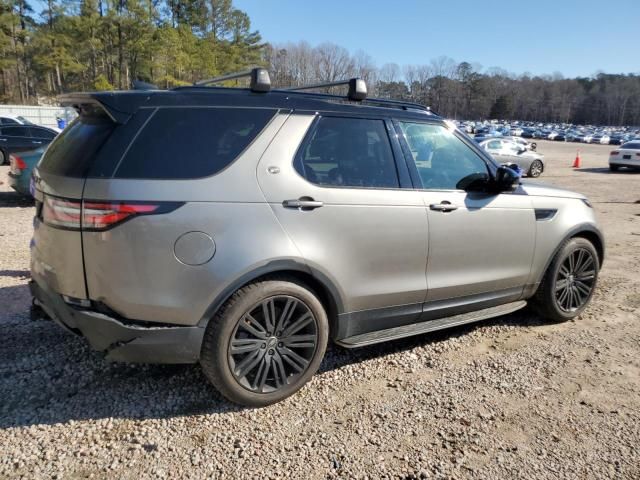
<box><xmin>528</xmin><ymin>159</ymin><xmax>543</xmax><ymax>178</ymax></box>
<box><xmin>531</xmin><ymin>237</ymin><xmax>599</xmax><ymax>322</ymax></box>
<box><xmin>0</xmin><ymin>149</ymin><xmax>6</xmax><ymax>165</ymax></box>
<box><xmin>200</xmin><ymin>278</ymin><xmax>328</xmax><ymax>406</ymax></box>
<box><xmin>609</xmin><ymin>164</ymin><xmax>620</xmax><ymax>172</ymax></box>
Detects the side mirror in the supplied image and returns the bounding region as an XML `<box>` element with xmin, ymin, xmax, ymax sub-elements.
<box><xmin>494</xmin><ymin>165</ymin><xmax>520</xmax><ymax>192</ymax></box>
<box><xmin>457</xmin><ymin>172</ymin><xmax>491</xmax><ymax>192</ymax></box>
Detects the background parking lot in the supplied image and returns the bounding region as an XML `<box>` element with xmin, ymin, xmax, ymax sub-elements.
<box><xmin>1</xmin><ymin>140</ymin><xmax>638</xmax><ymax>479</ymax></box>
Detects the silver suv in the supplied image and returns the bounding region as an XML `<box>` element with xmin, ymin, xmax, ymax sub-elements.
<box><xmin>30</xmin><ymin>69</ymin><xmax>603</xmax><ymax>406</ymax></box>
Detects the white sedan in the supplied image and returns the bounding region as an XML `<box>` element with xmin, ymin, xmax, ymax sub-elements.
<box><xmin>609</xmin><ymin>141</ymin><xmax>640</xmax><ymax>171</ymax></box>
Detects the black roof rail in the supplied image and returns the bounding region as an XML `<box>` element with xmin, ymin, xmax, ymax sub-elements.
<box><xmin>194</xmin><ymin>67</ymin><xmax>271</xmax><ymax>93</ymax></box>
<box><xmin>286</xmin><ymin>78</ymin><xmax>367</xmax><ymax>101</ymax></box>
<box><xmin>273</xmin><ymin>88</ymin><xmax>431</xmax><ymax>113</ymax></box>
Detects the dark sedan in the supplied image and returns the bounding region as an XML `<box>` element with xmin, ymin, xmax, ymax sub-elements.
<box><xmin>0</xmin><ymin>125</ymin><xmax>57</xmax><ymax>165</ymax></box>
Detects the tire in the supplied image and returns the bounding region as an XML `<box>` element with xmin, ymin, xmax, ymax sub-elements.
<box><xmin>200</xmin><ymin>278</ymin><xmax>329</xmax><ymax>407</ymax></box>
<box><xmin>0</xmin><ymin>149</ymin><xmax>6</xmax><ymax>165</ymax></box>
<box><xmin>530</xmin><ymin>237</ymin><xmax>599</xmax><ymax>322</ymax></box>
<box><xmin>609</xmin><ymin>164</ymin><xmax>620</xmax><ymax>172</ymax></box>
<box><xmin>528</xmin><ymin>159</ymin><xmax>544</xmax><ymax>178</ymax></box>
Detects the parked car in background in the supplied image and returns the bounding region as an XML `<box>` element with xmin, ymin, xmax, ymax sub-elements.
<box><xmin>8</xmin><ymin>147</ymin><xmax>44</xmax><ymax>196</ymax></box>
<box><xmin>609</xmin><ymin>142</ymin><xmax>640</xmax><ymax>171</ymax></box>
<box><xmin>479</xmin><ymin>138</ymin><xmax>545</xmax><ymax>177</ymax></box>
<box><xmin>0</xmin><ymin>124</ymin><xmax>57</xmax><ymax>164</ymax></box>
<box><xmin>0</xmin><ymin>114</ymin><xmax>34</xmax><ymax>126</ymax></box>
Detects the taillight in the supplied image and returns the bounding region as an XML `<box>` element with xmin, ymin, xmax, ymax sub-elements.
<box><xmin>82</xmin><ymin>202</ymin><xmax>159</xmax><ymax>230</ymax></box>
<box><xmin>610</xmin><ymin>151</ymin><xmax>619</xmax><ymax>155</ymax></box>
<box><xmin>636</xmin><ymin>153</ymin><xmax>640</xmax><ymax>157</ymax></box>
<box><xmin>42</xmin><ymin>196</ymin><xmax>82</xmax><ymax>230</ymax></box>
<box><xmin>41</xmin><ymin>194</ymin><xmax>182</xmax><ymax>231</ymax></box>
<box><xmin>9</xmin><ymin>154</ymin><xmax>26</xmax><ymax>173</ymax></box>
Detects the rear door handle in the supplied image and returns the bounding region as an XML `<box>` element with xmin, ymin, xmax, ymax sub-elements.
<box><xmin>283</xmin><ymin>197</ymin><xmax>324</xmax><ymax>210</ymax></box>
<box><xmin>429</xmin><ymin>202</ymin><xmax>458</xmax><ymax>212</ymax></box>
<box><xmin>32</xmin><ymin>141</ymin><xmax>42</xmax><ymax>144</ymax></box>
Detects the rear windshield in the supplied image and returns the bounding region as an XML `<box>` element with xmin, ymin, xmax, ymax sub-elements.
<box><xmin>38</xmin><ymin>117</ymin><xmax>114</xmax><ymax>177</ymax></box>
<box><xmin>114</xmin><ymin>107</ymin><xmax>276</xmax><ymax>179</ymax></box>
<box><xmin>622</xmin><ymin>142</ymin><xmax>640</xmax><ymax>149</ymax></box>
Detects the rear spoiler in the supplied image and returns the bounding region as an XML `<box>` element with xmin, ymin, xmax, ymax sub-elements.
<box><xmin>58</xmin><ymin>92</ymin><xmax>151</xmax><ymax>124</ymax></box>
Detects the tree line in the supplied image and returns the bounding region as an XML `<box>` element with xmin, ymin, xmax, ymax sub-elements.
<box><xmin>265</xmin><ymin>42</ymin><xmax>640</xmax><ymax>126</ymax></box>
<box><xmin>1</xmin><ymin>2</ymin><xmax>638</xmax><ymax>126</ymax></box>
<box><xmin>0</xmin><ymin>0</ymin><xmax>262</xmax><ymax>101</ymax></box>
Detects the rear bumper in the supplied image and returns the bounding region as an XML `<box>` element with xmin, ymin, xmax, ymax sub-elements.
<box><xmin>7</xmin><ymin>171</ymin><xmax>30</xmax><ymax>195</ymax></box>
<box><xmin>29</xmin><ymin>278</ymin><xmax>204</xmax><ymax>364</ymax></box>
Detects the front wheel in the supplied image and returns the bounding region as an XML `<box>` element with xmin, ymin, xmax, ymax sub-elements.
<box><xmin>530</xmin><ymin>237</ymin><xmax>599</xmax><ymax>322</ymax></box>
<box><xmin>200</xmin><ymin>278</ymin><xmax>328</xmax><ymax>407</ymax></box>
<box><xmin>528</xmin><ymin>159</ymin><xmax>544</xmax><ymax>177</ymax></box>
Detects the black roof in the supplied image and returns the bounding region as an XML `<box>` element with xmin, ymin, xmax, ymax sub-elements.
<box><xmin>59</xmin><ymin>86</ymin><xmax>439</xmax><ymax>124</ymax></box>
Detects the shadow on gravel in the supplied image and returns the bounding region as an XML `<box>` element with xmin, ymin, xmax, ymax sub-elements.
<box><xmin>0</xmin><ymin>298</ymin><xmax>551</xmax><ymax>429</ymax></box>
<box><xmin>577</xmin><ymin>167</ymin><xmax>640</xmax><ymax>174</ymax></box>
<box><xmin>0</xmin><ymin>191</ymin><xmax>34</xmax><ymax>208</ymax></box>
<box><xmin>0</xmin><ymin>270</ymin><xmax>30</xmax><ymax>279</ymax></box>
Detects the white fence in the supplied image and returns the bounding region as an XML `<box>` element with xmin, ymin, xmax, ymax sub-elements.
<box><xmin>0</xmin><ymin>105</ymin><xmax>77</xmax><ymax>129</ymax></box>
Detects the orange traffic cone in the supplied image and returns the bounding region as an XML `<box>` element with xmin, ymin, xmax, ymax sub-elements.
<box><xmin>572</xmin><ymin>150</ymin><xmax>581</xmax><ymax>168</ymax></box>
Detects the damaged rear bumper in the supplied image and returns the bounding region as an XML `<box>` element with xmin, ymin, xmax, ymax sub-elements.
<box><xmin>29</xmin><ymin>279</ymin><xmax>204</xmax><ymax>364</ymax></box>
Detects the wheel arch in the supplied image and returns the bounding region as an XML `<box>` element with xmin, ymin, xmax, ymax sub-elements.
<box><xmin>198</xmin><ymin>259</ymin><xmax>344</xmax><ymax>339</ymax></box>
<box><xmin>526</xmin><ymin>223</ymin><xmax>605</xmax><ymax>297</ymax></box>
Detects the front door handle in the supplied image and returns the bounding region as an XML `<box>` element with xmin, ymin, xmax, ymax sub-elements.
<box><xmin>429</xmin><ymin>201</ymin><xmax>458</xmax><ymax>212</ymax></box>
<box><xmin>283</xmin><ymin>197</ymin><xmax>324</xmax><ymax>210</ymax></box>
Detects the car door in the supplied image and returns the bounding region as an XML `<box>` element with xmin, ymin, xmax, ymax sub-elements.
<box><xmin>484</xmin><ymin>139</ymin><xmax>506</xmax><ymax>162</ymax></box>
<box><xmin>257</xmin><ymin>113</ymin><xmax>429</xmax><ymax>339</ymax></box>
<box><xmin>395</xmin><ymin>120</ymin><xmax>536</xmax><ymax>317</ymax></box>
<box><xmin>29</xmin><ymin>127</ymin><xmax>56</xmax><ymax>148</ymax></box>
<box><xmin>0</xmin><ymin>125</ymin><xmax>32</xmax><ymax>154</ymax></box>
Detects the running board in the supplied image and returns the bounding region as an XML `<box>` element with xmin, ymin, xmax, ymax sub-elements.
<box><xmin>336</xmin><ymin>300</ymin><xmax>527</xmax><ymax>348</ymax></box>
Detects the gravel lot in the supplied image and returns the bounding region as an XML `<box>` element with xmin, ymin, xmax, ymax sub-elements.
<box><xmin>1</xmin><ymin>140</ymin><xmax>638</xmax><ymax>479</ymax></box>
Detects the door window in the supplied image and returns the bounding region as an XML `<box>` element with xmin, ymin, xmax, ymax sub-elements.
<box><xmin>399</xmin><ymin>122</ymin><xmax>489</xmax><ymax>190</ymax></box>
<box><xmin>487</xmin><ymin>140</ymin><xmax>501</xmax><ymax>150</ymax></box>
<box><xmin>2</xmin><ymin>126</ymin><xmax>30</xmax><ymax>137</ymax></box>
<box><xmin>295</xmin><ymin>116</ymin><xmax>399</xmax><ymax>189</ymax></box>
<box><xmin>30</xmin><ymin>127</ymin><xmax>56</xmax><ymax>140</ymax></box>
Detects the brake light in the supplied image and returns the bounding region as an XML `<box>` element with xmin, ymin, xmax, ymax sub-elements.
<box><xmin>9</xmin><ymin>155</ymin><xmax>26</xmax><ymax>171</ymax></box>
<box><xmin>636</xmin><ymin>153</ymin><xmax>640</xmax><ymax>157</ymax></box>
<box><xmin>82</xmin><ymin>202</ymin><xmax>159</xmax><ymax>230</ymax></box>
<box><xmin>42</xmin><ymin>196</ymin><xmax>82</xmax><ymax>229</ymax></box>
<box><xmin>41</xmin><ymin>195</ymin><xmax>182</xmax><ymax>231</ymax></box>
<box><xmin>610</xmin><ymin>151</ymin><xmax>619</xmax><ymax>155</ymax></box>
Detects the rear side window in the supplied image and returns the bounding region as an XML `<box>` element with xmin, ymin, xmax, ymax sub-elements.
<box><xmin>38</xmin><ymin>117</ymin><xmax>114</xmax><ymax>177</ymax></box>
<box><xmin>114</xmin><ymin>107</ymin><xmax>276</xmax><ymax>179</ymax></box>
<box><xmin>295</xmin><ymin>116</ymin><xmax>399</xmax><ymax>189</ymax></box>
<box><xmin>30</xmin><ymin>127</ymin><xmax>56</xmax><ymax>140</ymax></box>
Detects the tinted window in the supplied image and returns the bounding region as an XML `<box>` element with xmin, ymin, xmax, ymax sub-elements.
<box><xmin>2</xmin><ymin>126</ymin><xmax>30</xmax><ymax>137</ymax></box>
<box><xmin>38</xmin><ymin>117</ymin><xmax>115</xmax><ymax>177</ymax></box>
<box><xmin>622</xmin><ymin>142</ymin><xmax>640</xmax><ymax>150</ymax></box>
<box><xmin>115</xmin><ymin>107</ymin><xmax>275</xmax><ymax>179</ymax></box>
<box><xmin>295</xmin><ymin>116</ymin><xmax>399</xmax><ymax>188</ymax></box>
<box><xmin>30</xmin><ymin>127</ymin><xmax>56</xmax><ymax>140</ymax></box>
<box><xmin>1</xmin><ymin>117</ymin><xmax>19</xmax><ymax>125</ymax></box>
<box><xmin>400</xmin><ymin>122</ymin><xmax>489</xmax><ymax>190</ymax></box>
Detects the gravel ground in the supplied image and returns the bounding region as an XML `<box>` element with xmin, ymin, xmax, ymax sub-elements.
<box><xmin>0</xmin><ymin>140</ymin><xmax>639</xmax><ymax>479</ymax></box>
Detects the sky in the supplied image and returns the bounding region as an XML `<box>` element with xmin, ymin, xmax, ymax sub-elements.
<box><xmin>234</xmin><ymin>0</ymin><xmax>640</xmax><ymax>78</ymax></box>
